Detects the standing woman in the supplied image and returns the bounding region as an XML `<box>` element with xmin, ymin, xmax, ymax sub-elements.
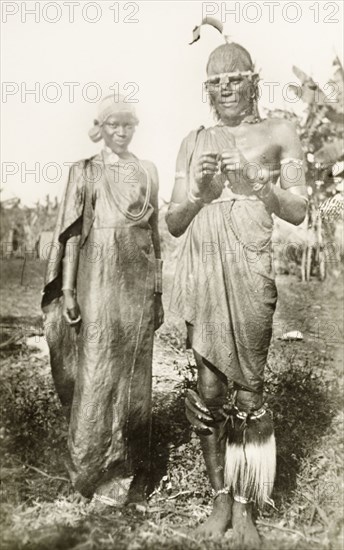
<box><xmin>42</xmin><ymin>95</ymin><xmax>164</xmax><ymax>506</ymax></box>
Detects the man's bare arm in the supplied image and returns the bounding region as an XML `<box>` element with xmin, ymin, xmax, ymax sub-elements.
<box><xmin>165</xmin><ymin>175</ymin><xmax>203</xmax><ymax>238</ymax></box>
<box><xmin>166</xmin><ymin>142</ymin><xmax>223</xmax><ymax>238</ymax></box>
<box><xmin>258</xmin><ymin>121</ymin><xmax>308</xmax><ymax>225</ymax></box>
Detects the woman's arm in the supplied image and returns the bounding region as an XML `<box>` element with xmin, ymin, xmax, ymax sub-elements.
<box><xmin>147</xmin><ymin>162</ymin><xmax>162</xmax><ymax>260</ymax></box>
<box><xmin>62</xmin><ymin>232</ymin><xmax>81</xmax><ymax>324</ymax></box>
<box><xmin>146</xmin><ymin>161</ymin><xmax>164</xmax><ymax>330</ymax></box>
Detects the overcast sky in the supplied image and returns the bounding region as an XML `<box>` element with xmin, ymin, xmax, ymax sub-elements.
<box><xmin>1</xmin><ymin>0</ymin><xmax>343</xmax><ymax>205</ymax></box>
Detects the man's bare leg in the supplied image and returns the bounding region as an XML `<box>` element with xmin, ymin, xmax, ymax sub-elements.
<box><xmin>197</xmin><ymin>430</ymin><xmax>232</xmax><ymax>537</ymax></box>
<box><xmin>190</xmin><ymin>340</ymin><xmax>232</xmax><ymax>537</ymax></box>
<box><xmin>232</xmin><ymin>501</ymin><xmax>261</xmax><ymax>549</ymax></box>
<box><xmin>229</xmin><ymin>389</ymin><xmax>266</xmax><ymax>549</ymax></box>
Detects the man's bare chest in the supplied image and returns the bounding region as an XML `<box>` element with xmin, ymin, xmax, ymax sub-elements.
<box><xmin>227</xmin><ymin>124</ymin><xmax>281</xmax><ymax>169</ymax></box>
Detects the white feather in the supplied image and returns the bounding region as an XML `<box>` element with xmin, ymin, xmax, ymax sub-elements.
<box><xmin>224</xmin><ymin>434</ymin><xmax>276</xmax><ymax>507</ymax></box>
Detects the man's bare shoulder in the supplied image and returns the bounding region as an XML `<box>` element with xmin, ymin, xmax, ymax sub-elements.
<box><xmin>263</xmin><ymin>117</ymin><xmax>299</xmax><ymax>144</ymax></box>
<box><xmin>179</xmin><ymin>126</ymin><xmax>205</xmax><ymax>144</ymax></box>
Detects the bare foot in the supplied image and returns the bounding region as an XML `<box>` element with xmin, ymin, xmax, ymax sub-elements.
<box><xmin>196</xmin><ymin>494</ymin><xmax>232</xmax><ymax>538</ymax></box>
<box><xmin>125</xmin><ymin>470</ymin><xmax>148</xmax><ymax>507</ymax></box>
<box><xmin>90</xmin><ymin>494</ymin><xmax>117</xmax><ymax>512</ymax></box>
<box><xmin>232</xmin><ymin>501</ymin><xmax>261</xmax><ymax>549</ymax></box>
<box><xmin>65</xmin><ymin>490</ymin><xmax>89</xmax><ymax>505</ymax></box>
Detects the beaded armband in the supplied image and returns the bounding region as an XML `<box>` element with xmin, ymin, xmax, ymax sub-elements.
<box><xmin>280</xmin><ymin>158</ymin><xmax>304</xmax><ymax>190</ymax></box>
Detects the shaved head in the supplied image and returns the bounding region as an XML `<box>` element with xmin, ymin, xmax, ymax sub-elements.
<box><xmin>206</xmin><ymin>43</ymin><xmax>254</xmax><ymax>76</ymax></box>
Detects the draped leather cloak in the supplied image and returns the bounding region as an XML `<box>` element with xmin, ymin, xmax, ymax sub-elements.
<box><xmin>170</xmin><ymin>126</ymin><xmax>278</xmax><ymax>394</ymax></box>
<box><xmin>42</xmin><ymin>154</ymin><xmax>155</xmax><ymax>499</ymax></box>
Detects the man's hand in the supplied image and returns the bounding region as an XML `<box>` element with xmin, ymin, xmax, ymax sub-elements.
<box><xmin>220</xmin><ymin>147</ymin><xmax>257</xmax><ymax>186</ymax></box>
<box><xmin>154</xmin><ymin>293</ymin><xmax>164</xmax><ymax>331</ymax></box>
<box><xmin>192</xmin><ymin>152</ymin><xmax>224</xmax><ymax>203</ymax></box>
<box><xmin>62</xmin><ymin>291</ymin><xmax>81</xmax><ymax>325</ymax></box>
<box><xmin>194</xmin><ymin>152</ymin><xmax>219</xmax><ymax>188</ymax></box>
<box><xmin>185</xmin><ymin>389</ymin><xmax>215</xmax><ymax>435</ymax></box>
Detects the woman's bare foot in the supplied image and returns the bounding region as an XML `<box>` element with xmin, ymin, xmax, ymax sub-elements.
<box><xmin>196</xmin><ymin>494</ymin><xmax>232</xmax><ymax>538</ymax></box>
<box><xmin>125</xmin><ymin>470</ymin><xmax>148</xmax><ymax>508</ymax></box>
<box><xmin>90</xmin><ymin>493</ymin><xmax>118</xmax><ymax>512</ymax></box>
<box><xmin>232</xmin><ymin>501</ymin><xmax>261</xmax><ymax>549</ymax></box>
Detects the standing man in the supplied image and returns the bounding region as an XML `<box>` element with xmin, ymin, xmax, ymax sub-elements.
<box><xmin>166</xmin><ymin>39</ymin><xmax>307</xmax><ymax>547</ymax></box>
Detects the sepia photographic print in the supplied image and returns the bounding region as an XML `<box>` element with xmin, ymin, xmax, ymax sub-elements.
<box><xmin>1</xmin><ymin>1</ymin><xmax>343</xmax><ymax>549</ymax></box>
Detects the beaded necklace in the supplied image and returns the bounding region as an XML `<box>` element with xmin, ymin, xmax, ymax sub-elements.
<box><xmin>101</xmin><ymin>150</ymin><xmax>151</xmax><ymax>222</ymax></box>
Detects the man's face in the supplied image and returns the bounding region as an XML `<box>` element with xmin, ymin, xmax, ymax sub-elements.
<box><xmin>206</xmin><ymin>74</ymin><xmax>253</xmax><ymax>123</ymax></box>
<box><xmin>101</xmin><ymin>113</ymin><xmax>136</xmax><ymax>153</ymax></box>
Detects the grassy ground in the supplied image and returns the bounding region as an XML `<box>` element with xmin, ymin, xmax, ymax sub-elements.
<box><xmin>0</xmin><ymin>257</ymin><xmax>343</xmax><ymax>550</ymax></box>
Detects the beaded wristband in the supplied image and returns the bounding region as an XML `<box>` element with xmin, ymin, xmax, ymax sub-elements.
<box><xmin>187</xmin><ymin>190</ymin><xmax>204</xmax><ymax>206</ymax></box>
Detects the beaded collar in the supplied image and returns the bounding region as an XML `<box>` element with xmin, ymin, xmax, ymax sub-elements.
<box><xmin>217</xmin><ymin>113</ymin><xmax>262</xmax><ymax>126</ymax></box>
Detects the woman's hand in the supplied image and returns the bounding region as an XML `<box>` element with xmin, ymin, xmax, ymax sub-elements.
<box><xmin>192</xmin><ymin>152</ymin><xmax>224</xmax><ymax>203</ymax></box>
<box><xmin>62</xmin><ymin>290</ymin><xmax>81</xmax><ymax>325</ymax></box>
<box><xmin>154</xmin><ymin>293</ymin><xmax>164</xmax><ymax>331</ymax></box>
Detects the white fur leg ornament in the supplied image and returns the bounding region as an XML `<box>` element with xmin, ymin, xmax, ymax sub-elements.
<box><xmin>224</xmin><ymin>405</ymin><xmax>276</xmax><ymax>508</ymax></box>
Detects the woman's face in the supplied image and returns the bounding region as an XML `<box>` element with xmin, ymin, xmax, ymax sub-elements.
<box><xmin>101</xmin><ymin>113</ymin><xmax>136</xmax><ymax>153</ymax></box>
<box><xmin>207</xmin><ymin>74</ymin><xmax>253</xmax><ymax>123</ymax></box>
